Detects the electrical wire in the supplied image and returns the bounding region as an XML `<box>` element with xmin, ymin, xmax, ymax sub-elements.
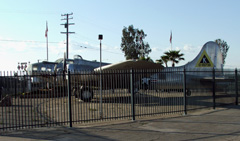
<box><xmin>75</xmin><ymin>44</ymin><xmax>123</xmax><ymax>55</ymax></box>
<box><xmin>0</xmin><ymin>39</ymin><xmax>60</xmax><ymax>44</ymax></box>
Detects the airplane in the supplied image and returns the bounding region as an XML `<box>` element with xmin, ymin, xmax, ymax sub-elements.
<box><xmin>73</xmin><ymin>59</ymin><xmax>164</xmax><ymax>101</ymax></box>
<box><xmin>140</xmin><ymin>41</ymin><xmax>234</xmax><ymax>94</ymax></box>
<box><xmin>70</xmin><ymin>41</ymin><xmax>233</xmax><ymax>101</ymax></box>
<box><xmin>27</xmin><ymin>54</ymin><xmax>110</xmax><ymax>75</ymax></box>
<box><xmin>25</xmin><ymin>53</ymin><xmax>164</xmax><ymax>101</ymax></box>
<box><xmin>25</xmin><ymin>54</ymin><xmax>110</xmax><ymax>94</ymax></box>
<box><xmin>24</xmin><ymin>41</ymin><xmax>233</xmax><ymax>102</ymax></box>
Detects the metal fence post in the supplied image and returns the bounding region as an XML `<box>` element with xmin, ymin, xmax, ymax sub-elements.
<box><xmin>100</xmin><ymin>67</ymin><xmax>103</xmax><ymax>119</ymax></box>
<box><xmin>0</xmin><ymin>72</ymin><xmax>1</xmax><ymax>101</ymax></box>
<box><xmin>130</xmin><ymin>69</ymin><xmax>135</xmax><ymax>121</ymax></box>
<box><xmin>235</xmin><ymin>68</ymin><xmax>238</xmax><ymax>105</ymax></box>
<box><xmin>67</xmin><ymin>70</ymin><xmax>72</xmax><ymax>127</ymax></box>
<box><xmin>14</xmin><ymin>73</ymin><xmax>17</xmax><ymax>99</ymax></box>
<box><xmin>183</xmin><ymin>67</ymin><xmax>187</xmax><ymax>115</ymax></box>
<box><xmin>212</xmin><ymin>68</ymin><xmax>216</xmax><ymax>109</ymax></box>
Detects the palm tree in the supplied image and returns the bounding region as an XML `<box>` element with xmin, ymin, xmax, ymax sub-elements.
<box><xmin>161</xmin><ymin>55</ymin><xmax>169</xmax><ymax>67</ymax></box>
<box><xmin>156</xmin><ymin>59</ymin><xmax>163</xmax><ymax>65</ymax></box>
<box><xmin>156</xmin><ymin>55</ymin><xmax>169</xmax><ymax>67</ymax></box>
<box><xmin>163</xmin><ymin>50</ymin><xmax>184</xmax><ymax>67</ymax></box>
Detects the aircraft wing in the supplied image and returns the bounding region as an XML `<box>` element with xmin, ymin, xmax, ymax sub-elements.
<box><xmin>95</xmin><ymin>60</ymin><xmax>163</xmax><ymax>71</ymax></box>
<box><xmin>199</xmin><ymin>77</ymin><xmax>235</xmax><ymax>82</ymax></box>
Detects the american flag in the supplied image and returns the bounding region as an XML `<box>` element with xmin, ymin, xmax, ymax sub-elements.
<box><xmin>170</xmin><ymin>31</ymin><xmax>172</xmax><ymax>44</ymax></box>
<box><xmin>45</xmin><ymin>21</ymin><xmax>48</xmax><ymax>38</ymax></box>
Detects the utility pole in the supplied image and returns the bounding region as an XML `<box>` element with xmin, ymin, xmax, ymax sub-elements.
<box><xmin>61</xmin><ymin>13</ymin><xmax>75</xmax><ymax>59</ymax></box>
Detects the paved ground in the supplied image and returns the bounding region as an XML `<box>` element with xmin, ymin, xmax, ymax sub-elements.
<box><xmin>1</xmin><ymin>105</ymin><xmax>240</xmax><ymax>141</ymax></box>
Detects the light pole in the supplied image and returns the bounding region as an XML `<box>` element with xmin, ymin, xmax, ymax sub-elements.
<box><xmin>98</xmin><ymin>34</ymin><xmax>103</xmax><ymax>118</ymax></box>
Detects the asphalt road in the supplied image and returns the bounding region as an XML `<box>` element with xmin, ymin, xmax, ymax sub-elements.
<box><xmin>1</xmin><ymin>105</ymin><xmax>240</xmax><ymax>141</ymax></box>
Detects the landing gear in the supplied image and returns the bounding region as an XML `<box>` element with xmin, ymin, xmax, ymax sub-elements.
<box><xmin>74</xmin><ymin>87</ymin><xmax>93</xmax><ymax>102</ymax></box>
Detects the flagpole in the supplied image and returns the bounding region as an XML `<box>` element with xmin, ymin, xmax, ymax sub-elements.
<box><xmin>47</xmin><ymin>33</ymin><xmax>48</xmax><ymax>61</ymax></box>
<box><xmin>46</xmin><ymin>21</ymin><xmax>48</xmax><ymax>61</ymax></box>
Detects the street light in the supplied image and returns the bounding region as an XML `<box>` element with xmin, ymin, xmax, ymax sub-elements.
<box><xmin>99</xmin><ymin>34</ymin><xmax>103</xmax><ymax>69</ymax></box>
<box><xmin>98</xmin><ymin>34</ymin><xmax>103</xmax><ymax>118</ymax></box>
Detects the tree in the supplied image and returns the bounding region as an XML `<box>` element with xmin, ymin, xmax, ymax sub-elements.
<box><xmin>156</xmin><ymin>55</ymin><xmax>169</xmax><ymax>67</ymax></box>
<box><xmin>120</xmin><ymin>25</ymin><xmax>151</xmax><ymax>60</ymax></box>
<box><xmin>215</xmin><ymin>39</ymin><xmax>230</xmax><ymax>65</ymax></box>
<box><xmin>163</xmin><ymin>50</ymin><xmax>184</xmax><ymax>67</ymax></box>
<box><xmin>139</xmin><ymin>56</ymin><xmax>154</xmax><ymax>62</ymax></box>
<box><xmin>156</xmin><ymin>59</ymin><xmax>163</xmax><ymax>65</ymax></box>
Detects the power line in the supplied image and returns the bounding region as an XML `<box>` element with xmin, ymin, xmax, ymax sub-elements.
<box><xmin>72</xmin><ymin>34</ymin><xmax>121</xmax><ymax>51</ymax></box>
<box><xmin>0</xmin><ymin>39</ymin><xmax>60</xmax><ymax>44</ymax></box>
<box><xmin>78</xmin><ymin>45</ymin><xmax>123</xmax><ymax>55</ymax></box>
<box><xmin>0</xmin><ymin>10</ymin><xmax>58</xmax><ymax>15</ymax></box>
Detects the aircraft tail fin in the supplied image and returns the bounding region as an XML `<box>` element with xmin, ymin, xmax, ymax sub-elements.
<box><xmin>184</xmin><ymin>41</ymin><xmax>223</xmax><ymax>70</ymax></box>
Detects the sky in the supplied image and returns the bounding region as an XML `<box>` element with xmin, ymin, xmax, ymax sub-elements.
<box><xmin>0</xmin><ymin>0</ymin><xmax>239</xmax><ymax>71</ymax></box>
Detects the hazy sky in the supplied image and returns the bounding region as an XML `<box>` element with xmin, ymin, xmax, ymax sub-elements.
<box><xmin>0</xmin><ymin>0</ymin><xmax>239</xmax><ymax>71</ymax></box>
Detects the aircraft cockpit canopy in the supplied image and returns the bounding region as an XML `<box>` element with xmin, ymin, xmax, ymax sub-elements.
<box><xmin>74</xmin><ymin>55</ymin><xmax>83</xmax><ymax>60</ymax></box>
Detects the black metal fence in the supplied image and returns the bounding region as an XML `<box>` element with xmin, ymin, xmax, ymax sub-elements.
<box><xmin>0</xmin><ymin>68</ymin><xmax>239</xmax><ymax>131</ymax></box>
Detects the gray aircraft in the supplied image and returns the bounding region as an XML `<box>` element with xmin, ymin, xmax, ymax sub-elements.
<box><xmin>26</xmin><ymin>54</ymin><xmax>110</xmax><ymax>92</ymax></box>
<box><xmin>27</xmin><ymin>54</ymin><xmax>110</xmax><ymax>74</ymax></box>
<box><xmin>24</xmin><ymin>41</ymin><xmax>232</xmax><ymax>102</ymax></box>
<box><xmin>141</xmin><ymin>41</ymin><xmax>232</xmax><ymax>93</ymax></box>
<box><xmin>72</xmin><ymin>41</ymin><xmax>230</xmax><ymax>101</ymax></box>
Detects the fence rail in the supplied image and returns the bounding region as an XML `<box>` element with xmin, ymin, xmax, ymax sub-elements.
<box><xmin>0</xmin><ymin>68</ymin><xmax>239</xmax><ymax>131</ymax></box>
